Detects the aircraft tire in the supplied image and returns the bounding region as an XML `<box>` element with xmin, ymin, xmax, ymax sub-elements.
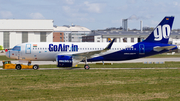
<box><xmin>33</xmin><ymin>65</ymin><xmax>39</xmax><ymax>70</ymax></box>
<box><xmin>84</xmin><ymin>64</ymin><xmax>90</xmax><ymax>70</ymax></box>
<box><xmin>16</xmin><ymin>64</ymin><xmax>21</xmax><ymax>70</ymax></box>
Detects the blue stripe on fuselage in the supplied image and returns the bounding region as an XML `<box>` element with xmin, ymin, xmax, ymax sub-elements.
<box><xmin>87</xmin><ymin>42</ymin><xmax>177</xmax><ymax>62</ymax></box>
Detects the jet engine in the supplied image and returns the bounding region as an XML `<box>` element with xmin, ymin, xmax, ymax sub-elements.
<box><xmin>56</xmin><ymin>55</ymin><xmax>73</xmax><ymax>67</ymax></box>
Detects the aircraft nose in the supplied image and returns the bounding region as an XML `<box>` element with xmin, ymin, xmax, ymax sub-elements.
<box><xmin>6</xmin><ymin>51</ymin><xmax>10</xmax><ymax>58</ymax></box>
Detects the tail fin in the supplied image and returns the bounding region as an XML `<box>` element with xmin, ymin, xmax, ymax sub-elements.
<box><xmin>144</xmin><ymin>16</ymin><xmax>174</xmax><ymax>44</ymax></box>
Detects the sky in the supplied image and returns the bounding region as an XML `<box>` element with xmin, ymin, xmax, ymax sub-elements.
<box><xmin>0</xmin><ymin>0</ymin><xmax>180</xmax><ymax>30</ymax></box>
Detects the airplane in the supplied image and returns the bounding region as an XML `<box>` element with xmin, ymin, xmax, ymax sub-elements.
<box><xmin>6</xmin><ymin>16</ymin><xmax>177</xmax><ymax>70</ymax></box>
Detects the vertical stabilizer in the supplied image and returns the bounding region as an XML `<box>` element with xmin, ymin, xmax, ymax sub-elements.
<box><xmin>144</xmin><ymin>16</ymin><xmax>174</xmax><ymax>44</ymax></box>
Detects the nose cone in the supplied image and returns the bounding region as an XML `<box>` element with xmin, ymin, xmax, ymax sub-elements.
<box><xmin>6</xmin><ymin>51</ymin><xmax>9</xmax><ymax>58</ymax></box>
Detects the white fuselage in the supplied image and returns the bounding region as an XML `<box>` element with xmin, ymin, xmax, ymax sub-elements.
<box><xmin>7</xmin><ymin>42</ymin><xmax>135</xmax><ymax>61</ymax></box>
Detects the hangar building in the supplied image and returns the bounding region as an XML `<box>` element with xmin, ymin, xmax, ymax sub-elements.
<box><xmin>82</xmin><ymin>30</ymin><xmax>180</xmax><ymax>46</ymax></box>
<box><xmin>53</xmin><ymin>24</ymin><xmax>91</xmax><ymax>42</ymax></box>
<box><xmin>0</xmin><ymin>19</ymin><xmax>54</xmax><ymax>49</ymax></box>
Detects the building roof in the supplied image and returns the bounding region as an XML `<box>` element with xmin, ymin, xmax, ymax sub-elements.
<box><xmin>0</xmin><ymin>19</ymin><xmax>54</xmax><ymax>31</ymax></box>
<box><xmin>54</xmin><ymin>25</ymin><xmax>91</xmax><ymax>32</ymax></box>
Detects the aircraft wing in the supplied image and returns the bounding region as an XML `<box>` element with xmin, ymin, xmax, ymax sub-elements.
<box><xmin>70</xmin><ymin>38</ymin><xmax>116</xmax><ymax>66</ymax></box>
<box><xmin>153</xmin><ymin>46</ymin><xmax>176</xmax><ymax>52</ymax></box>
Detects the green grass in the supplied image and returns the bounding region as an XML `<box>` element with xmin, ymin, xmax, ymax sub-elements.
<box><xmin>146</xmin><ymin>53</ymin><xmax>180</xmax><ymax>58</ymax></box>
<box><xmin>0</xmin><ymin>55</ymin><xmax>14</xmax><ymax>60</ymax></box>
<box><xmin>0</xmin><ymin>69</ymin><xmax>179</xmax><ymax>100</ymax></box>
<box><xmin>1</xmin><ymin>54</ymin><xmax>180</xmax><ymax>100</ymax></box>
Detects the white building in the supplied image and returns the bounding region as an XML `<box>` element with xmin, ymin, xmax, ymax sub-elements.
<box><xmin>83</xmin><ymin>30</ymin><xmax>180</xmax><ymax>47</ymax></box>
<box><xmin>54</xmin><ymin>25</ymin><xmax>91</xmax><ymax>42</ymax></box>
<box><xmin>92</xmin><ymin>35</ymin><xmax>138</xmax><ymax>43</ymax></box>
<box><xmin>82</xmin><ymin>31</ymin><xmax>143</xmax><ymax>43</ymax></box>
<box><xmin>0</xmin><ymin>19</ymin><xmax>54</xmax><ymax>48</ymax></box>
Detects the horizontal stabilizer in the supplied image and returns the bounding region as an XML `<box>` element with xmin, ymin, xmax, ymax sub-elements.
<box><xmin>153</xmin><ymin>46</ymin><xmax>176</xmax><ymax>52</ymax></box>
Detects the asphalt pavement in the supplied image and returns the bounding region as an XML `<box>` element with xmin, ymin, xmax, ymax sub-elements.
<box><xmin>0</xmin><ymin>57</ymin><xmax>180</xmax><ymax>66</ymax></box>
<box><xmin>0</xmin><ymin>67</ymin><xmax>179</xmax><ymax>70</ymax></box>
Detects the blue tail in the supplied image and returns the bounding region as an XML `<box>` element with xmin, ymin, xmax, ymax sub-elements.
<box><xmin>144</xmin><ymin>16</ymin><xmax>174</xmax><ymax>44</ymax></box>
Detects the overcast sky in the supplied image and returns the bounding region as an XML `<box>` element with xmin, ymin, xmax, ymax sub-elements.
<box><xmin>0</xmin><ymin>0</ymin><xmax>180</xmax><ymax>30</ymax></box>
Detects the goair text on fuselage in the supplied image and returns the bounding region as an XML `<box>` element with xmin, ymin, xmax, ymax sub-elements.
<box><xmin>49</xmin><ymin>44</ymin><xmax>78</xmax><ymax>52</ymax></box>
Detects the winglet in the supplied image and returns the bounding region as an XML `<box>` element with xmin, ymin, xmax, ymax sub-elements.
<box><xmin>105</xmin><ymin>38</ymin><xmax>116</xmax><ymax>50</ymax></box>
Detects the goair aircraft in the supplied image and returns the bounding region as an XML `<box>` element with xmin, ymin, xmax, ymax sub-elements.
<box><xmin>6</xmin><ymin>16</ymin><xmax>177</xmax><ymax>69</ymax></box>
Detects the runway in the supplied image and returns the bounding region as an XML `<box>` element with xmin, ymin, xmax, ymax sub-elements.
<box><xmin>0</xmin><ymin>67</ymin><xmax>179</xmax><ymax>70</ymax></box>
<box><xmin>38</xmin><ymin>67</ymin><xmax>180</xmax><ymax>70</ymax></box>
<box><xmin>0</xmin><ymin>57</ymin><xmax>180</xmax><ymax>66</ymax></box>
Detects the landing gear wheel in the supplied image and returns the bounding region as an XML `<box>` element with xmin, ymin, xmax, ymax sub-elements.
<box><xmin>16</xmin><ymin>64</ymin><xmax>21</xmax><ymax>70</ymax></box>
<box><xmin>84</xmin><ymin>64</ymin><xmax>90</xmax><ymax>70</ymax></box>
<box><xmin>33</xmin><ymin>65</ymin><xmax>39</xmax><ymax>70</ymax></box>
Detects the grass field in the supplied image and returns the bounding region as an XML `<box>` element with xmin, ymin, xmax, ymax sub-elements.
<box><xmin>146</xmin><ymin>53</ymin><xmax>180</xmax><ymax>58</ymax></box>
<box><xmin>0</xmin><ymin>54</ymin><xmax>180</xmax><ymax>100</ymax></box>
<box><xmin>0</xmin><ymin>55</ymin><xmax>13</xmax><ymax>60</ymax></box>
<box><xmin>0</xmin><ymin>69</ymin><xmax>180</xmax><ymax>101</ymax></box>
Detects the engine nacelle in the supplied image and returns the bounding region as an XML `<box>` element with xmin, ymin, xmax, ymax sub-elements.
<box><xmin>56</xmin><ymin>55</ymin><xmax>73</xmax><ymax>67</ymax></box>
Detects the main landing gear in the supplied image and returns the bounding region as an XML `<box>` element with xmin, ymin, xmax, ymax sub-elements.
<box><xmin>84</xmin><ymin>57</ymin><xmax>90</xmax><ymax>70</ymax></box>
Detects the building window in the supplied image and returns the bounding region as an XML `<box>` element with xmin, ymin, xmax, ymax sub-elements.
<box><xmin>3</xmin><ymin>32</ymin><xmax>9</xmax><ymax>49</ymax></box>
<box><xmin>60</xmin><ymin>33</ymin><xmax>62</xmax><ymax>35</ymax></box>
<box><xmin>40</xmin><ymin>32</ymin><xmax>46</xmax><ymax>42</ymax></box>
<box><xmin>22</xmin><ymin>32</ymin><xmax>28</xmax><ymax>43</ymax></box>
<box><xmin>131</xmin><ymin>38</ymin><xmax>134</xmax><ymax>42</ymax></box>
<box><xmin>60</xmin><ymin>37</ymin><xmax>62</xmax><ymax>39</ymax></box>
<box><xmin>123</xmin><ymin>37</ymin><xmax>127</xmax><ymax>42</ymax></box>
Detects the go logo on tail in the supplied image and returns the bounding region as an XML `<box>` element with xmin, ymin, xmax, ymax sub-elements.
<box><xmin>154</xmin><ymin>24</ymin><xmax>170</xmax><ymax>41</ymax></box>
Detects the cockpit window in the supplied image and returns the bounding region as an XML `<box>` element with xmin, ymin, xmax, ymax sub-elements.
<box><xmin>12</xmin><ymin>46</ymin><xmax>21</xmax><ymax>51</ymax></box>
